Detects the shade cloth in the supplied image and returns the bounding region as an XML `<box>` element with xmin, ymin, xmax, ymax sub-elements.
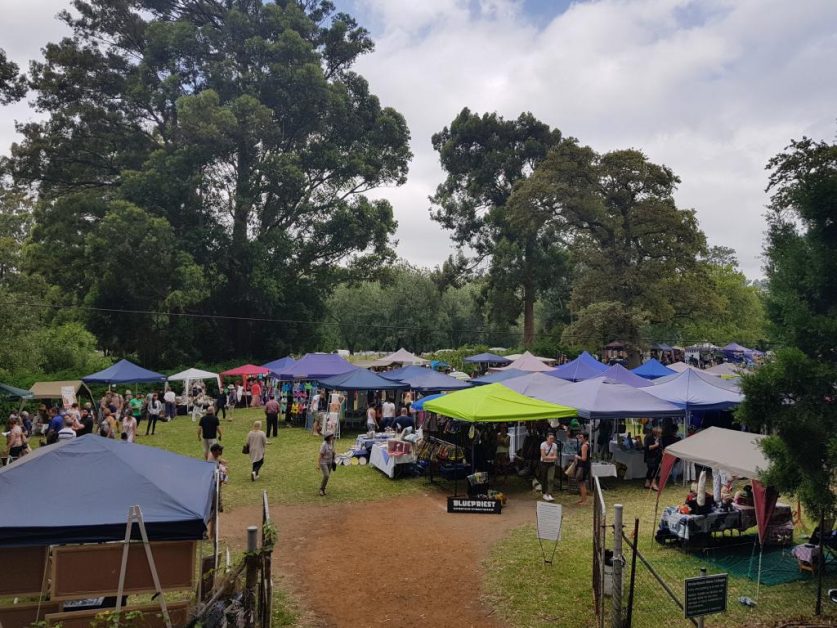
<box><xmin>370</xmin><ymin>348</ymin><xmax>428</xmax><ymax>367</ymax></box>
<box><xmin>463</xmin><ymin>352</ymin><xmax>511</xmax><ymax>365</ymax></box>
<box><xmin>220</xmin><ymin>364</ymin><xmax>270</xmax><ymax>377</ymax></box>
<box><xmin>168</xmin><ymin>367</ymin><xmax>219</xmax><ymax>382</ymax></box>
<box><xmin>0</xmin><ymin>382</ymin><xmax>33</xmax><ymax>399</ymax></box>
<box><xmin>601</xmin><ymin>364</ymin><xmax>652</xmax><ymax>388</ymax></box>
<box><xmin>0</xmin><ymin>435</ymin><xmax>215</xmax><ymax>547</ymax></box>
<box><xmin>273</xmin><ymin>353</ymin><xmax>355</xmax><ymax>380</ymax></box>
<box><xmin>501</xmin><ymin>372</ymin><xmax>571</xmax><ymax>399</ymax></box>
<box><xmin>423</xmin><ymin>383</ymin><xmax>576</xmax><ymax>423</ymax></box>
<box><xmin>531</xmin><ymin>377</ymin><xmax>685</xmax><ymax>419</ymax></box>
<box><xmin>29</xmin><ymin>380</ymin><xmax>89</xmax><ymax>400</ymax></box>
<box><xmin>469</xmin><ymin>369</ymin><xmax>528</xmax><ymax>385</ymax></box>
<box><xmin>317</xmin><ymin>369</ymin><xmax>406</xmax><ymax>391</ymax></box>
<box><xmin>83</xmin><ymin>359</ymin><xmax>166</xmax><ymax>384</ymax></box>
<box><xmin>547</xmin><ymin>351</ymin><xmax>608</xmax><ymax>381</ymax></box>
<box><xmin>632</xmin><ymin>358</ymin><xmax>677</xmax><ymax>380</ymax></box>
<box><xmin>261</xmin><ymin>356</ymin><xmax>295</xmax><ymax>373</ymax></box>
<box><xmin>645</xmin><ymin>369</ymin><xmax>743</xmax><ymax>409</ymax></box>
<box><xmin>496</xmin><ymin>351</ymin><xmax>555</xmax><ymax>372</ymax></box>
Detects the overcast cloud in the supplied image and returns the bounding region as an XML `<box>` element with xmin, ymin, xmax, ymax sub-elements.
<box><xmin>2</xmin><ymin>0</ymin><xmax>836</xmax><ymax>278</ymax></box>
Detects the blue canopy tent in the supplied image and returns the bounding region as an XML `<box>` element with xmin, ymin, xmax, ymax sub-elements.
<box><xmin>463</xmin><ymin>352</ymin><xmax>511</xmax><ymax>365</ymax></box>
<box><xmin>412</xmin><ymin>393</ymin><xmax>445</xmax><ymax>411</ymax></box>
<box><xmin>0</xmin><ymin>435</ymin><xmax>216</xmax><ymax>547</ymax></box>
<box><xmin>273</xmin><ymin>353</ymin><xmax>355</xmax><ymax>380</ymax></box>
<box><xmin>632</xmin><ymin>358</ymin><xmax>676</xmax><ymax>380</ymax></box>
<box><xmin>379</xmin><ymin>365</ymin><xmax>429</xmax><ymax>382</ymax></box>
<box><xmin>262</xmin><ymin>356</ymin><xmax>295</xmax><ymax>373</ymax></box>
<box><xmin>645</xmin><ymin>369</ymin><xmax>744</xmax><ymax>410</ymax></box>
<box><xmin>722</xmin><ymin>342</ymin><xmax>756</xmax><ymax>363</ymax></box>
<box><xmin>524</xmin><ymin>377</ymin><xmax>686</xmax><ymax>420</ymax></box>
<box><xmin>601</xmin><ymin>364</ymin><xmax>651</xmax><ymax>388</ymax></box>
<box><xmin>317</xmin><ymin>369</ymin><xmax>407</xmax><ymax>391</ymax></box>
<box><xmin>547</xmin><ymin>351</ymin><xmax>608</xmax><ymax>382</ymax></box>
<box><xmin>82</xmin><ymin>359</ymin><xmax>166</xmax><ymax>384</ymax></box>
<box><xmin>397</xmin><ymin>369</ymin><xmax>472</xmax><ymax>393</ymax></box>
<box><xmin>502</xmin><ymin>372</ymin><xmax>571</xmax><ymax>398</ymax></box>
<box><xmin>653</xmin><ymin>367</ymin><xmax>741</xmax><ymax>393</ymax></box>
<box><xmin>469</xmin><ymin>368</ymin><xmax>527</xmax><ymax>385</ymax></box>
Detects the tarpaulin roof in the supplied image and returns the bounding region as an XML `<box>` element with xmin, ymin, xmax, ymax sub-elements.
<box><xmin>632</xmin><ymin>358</ymin><xmax>677</xmax><ymax>380</ymax></box>
<box><xmin>0</xmin><ymin>382</ymin><xmax>33</xmax><ymax>399</ymax></box>
<box><xmin>0</xmin><ymin>435</ymin><xmax>215</xmax><ymax>547</ymax></box>
<box><xmin>497</xmin><ymin>351</ymin><xmax>555</xmax><ymax>372</ymax></box>
<box><xmin>29</xmin><ymin>380</ymin><xmax>89</xmax><ymax>400</ymax></box>
<box><xmin>502</xmin><ymin>372</ymin><xmax>571</xmax><ymax>399</ymax></box>
<box><xmin>379</xmin><ymin>365</ymin><xmax>430</xmax><ymax>381</ymax></box>
<box><xmin>547</xmin><ymin>351</ymin><xmax>608</xmax><ymax>381</ymax></box>
<box><xmin>464</xmin><ymin>352</ymin><xmax>511</xmax><ymax>364</ymax></box>
<box><xmin>317</xmin><ymin>369</ymin><xmax>406</xmax><ymax>391</ymax></box>
<box><xmin>220</xmin><ymin>364</ymin><xmax>270</xmax><ymax>377</ymax></box>
<box><xmin>423</xmin><ymin>383</ymin><xmax>576</xmax><ymax>423</ymax></box>
<box><xmin>370</xmin><ymin>348</ymin><xmax>428</xmax><ymax>367</ymax></box>
<box><xmin>82</xmin><ymin>359</ymin><xmax>166</xmax><ymax>384</ymax></box>
<box><xmin>601</xmin><ymin>364</ymin><xmax>652</xmax><ymax>388</ymax></box>
<box><xmin>645</xmin><ymin>369</ymin><xmax>744</xmax><ymax>410</ymax></box>
<box><xmin>396</xmin><ymin>369</ymin><xmax>472</xmax><ymax>393</ymax></box>
<box><xmin>274</xmin><ymin>353</ymin><xmax>355</xmax><ymax>380</ymax></box>
<box><xmin>662</xmin><ymin>427</ymin><xmax>768</xmax><ymax>478</ymax></box>
<box><xmin>654</xmin><ymin>367</ymin><xmax>741</xmax><ymax>392</ymax></box>
<box><xmin>261</xmin><ymin>356</ymin><xmax>295</xmax><ymax>373</ymax></box>
<box><xmin>529</xmin><ymin>377</ymin><xmax>685</xmax><ymax>420</ymax></box>
<box><xmin>168</xmin><ymin>367</ymin><xmax>219</xmax><ymax>382</ymax></box>
<box><xmin>470</xmin><ymin>368</ymin><xmax>528</xmax><ymax>385</ymax></box>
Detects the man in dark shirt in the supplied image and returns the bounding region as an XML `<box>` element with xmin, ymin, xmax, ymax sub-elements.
<box><xmin>198</xmin><ymin>407</ymin><xmax>222</xmax><ymax>459</ymax></box>
<box><xmin>393</xmin><ymin>408</ymin><xmax>414</xmax><ymax>433</ymax></box>
<box><xmin>76</xmin><ymin>409</ymin><xmax>94</xmax><ymax>436</ymax></box>
<box><xmin>264</xmin><ymin>395</ymin><xmax>280</xmax><ymax>439</ymax></box>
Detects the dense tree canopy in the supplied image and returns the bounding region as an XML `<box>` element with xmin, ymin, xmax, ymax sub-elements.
<box><xmin>4</xmin><ymin>0</ymin><xmax>410</xmax><ymax>365</ymax></box>
<box><xmin>0</xmin><ymin>49</ymin><xmax>25</xmax><ymax>104</ymax></box>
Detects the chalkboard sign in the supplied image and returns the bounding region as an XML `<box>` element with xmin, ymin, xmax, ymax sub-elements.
<box><xmin>684</xmin><ymin>573</ymin><xmax>727</xmax><ymax>619</ymax></box>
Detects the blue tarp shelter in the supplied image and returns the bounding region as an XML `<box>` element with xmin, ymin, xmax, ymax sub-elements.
<box><xmin>463</xmin><ymin>352</ymin><xmax>511</xmax><ymax>365</ymax></box>
<box><xmin>469</xmin><ymin>368</ymin><xmax>527</xmax><ymax>385</ymax></box>
<box><xmin>502</xmin><ymin>372</ymin><xmax>571</xmax><ymax>398</ymax></box>
<box><xmin>632</xmin><ymin>358</ymin><xmax>677</xmax><ymax>380</ymax></box>
<box><xmin>317</xmin><ymin>369</ymin><xmax>406</xmax><ymax>391</ymax></box>
<box><xmin>273</xmin><ymin>353</ymin><xmax>355</xmax><ymax>380</ymax></box>
<box><xmin>0</xmin><ymin>435</ymin><xmax>216</xmax><ymax>547</ymax></box>
<box><xmin>522</xmin><ymin>376</ymin><xmax>685</xmax><ymax>419</ymax></box>
<box><xmin>601</xmin><ymin>364</ymin><xmax>652</xmax><ymax>388</ymax></box>
<box><xmin>262</xmin><ymin>356</ymin><xmax>295</xmax><ymax>373</ymax></box>
<box><xmin>645</xmin><ymin>369</ymin><xmax>744</xmax><ymax>410</ymax></box>
<box><xmin>395</xmin><ymin>369</ymin><xmax>472</xmax><ymax>393</ymax></box>
<box><xmin>722</xmin><ymin>342</ymin><xmax>756</xmax><ymax>362</ymax></box>
<box><xmin>548</xmin><ymin>351</ymin><xmax>608</xmax><ymax>382</ymax></box>
<box><xmin>82</xmin><ymin>359</ymin><xmax>166</xmax><ymax>384</ymax></box>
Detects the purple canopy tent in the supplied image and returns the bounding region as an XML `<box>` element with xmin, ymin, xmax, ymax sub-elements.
<box><xmin>547</xmin><ymin>351</ymin><xmax>608</xmax><ymax>382</ymax></box>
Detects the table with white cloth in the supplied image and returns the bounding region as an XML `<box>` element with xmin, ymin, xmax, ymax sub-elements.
<box><xmin>369</xmin><ymin>442</ymin><xmax>417</xmax><ymax>479</ymax></box>
<box><xmin>591</xmin><ymin>462</ymin><xmax>617</xmax><ymax>478</ymax></box>
<box><xmin>609</xmin><ymin>441</ymin><xmax>647</xmax><ymax>480</ymax></box>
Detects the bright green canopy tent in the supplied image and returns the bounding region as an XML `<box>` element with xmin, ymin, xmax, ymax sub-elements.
<box><xmin>423</xmin><ymin>383</ymin><xmax>576</xmax><ymax>423</ymax></box>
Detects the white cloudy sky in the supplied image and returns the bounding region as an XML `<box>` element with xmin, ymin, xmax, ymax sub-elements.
<box><xmin>2</xmin><ymin>0</ymin><xmax>836</xmax><ymax>279</ymax></box>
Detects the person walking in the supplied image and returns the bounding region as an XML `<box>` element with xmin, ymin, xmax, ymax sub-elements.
<box><xmin>127</xmin><ymin>391</ymin><xmax>144</xmax><ymax>428</ymax></box>
<box><xmin>644</xmin><ymin>427</ymin><xmax>662</xmax><ymax>490</ymax></box>
<box><xmin>198</xmin><ymin>406</ymin><xmax>222</xmax><ymax>458</ymax></box>
<box><xmin>5</xmin><ymin>416</ymin><xmax>27</xmax><ymax>462</ymax></box>
<box><xmin>215</xmin><ymin>386</ymin><xmax>228</xmax><ymax>421</ymax></box>
<box><xmin>318</xmin><ymin>431</ymin><xmax>336</xmax><ymax>496</ymax></box>
<box><xmin>264</xmin><ymin>395</ymin><xmax>280</xmax><ymax>440</ymax></box>
<box><xmin>250</xmin><ymin>378</ymin><xmax>262</xmax><ymax>407</ymax></box>
<box><xmin>366</xmin><ymin>403</ymin><xmax>378</xmax><ymax>433</ymax></box>
<box><xmin>246</xmin><ymin>420</ymin><xmax>268</xmax><ymax>481</ymax></box>
<box><xmin>539</xmin><ymin>431</ymin><xmax>559</xmax><ymax>501</ymax></box>
<box><xmin>575</xmin><ymin>432</ymin><xmax>591</xmax><ymax>505</ymax></box>
<box><xmin>145</xmin><ymin>392</ymin><xmax>163</xmax><ymax>436</ymax></box>
<box><xmin>163</xmin><ymin>387</ymin><xmax>177</xmax><ymax>421</ymax></box>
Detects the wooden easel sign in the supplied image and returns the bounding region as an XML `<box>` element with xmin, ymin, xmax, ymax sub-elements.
<box><xmin>536</xmin><ymin>501</ymin><xmax>563</xmax><ymax>564</ymax></box>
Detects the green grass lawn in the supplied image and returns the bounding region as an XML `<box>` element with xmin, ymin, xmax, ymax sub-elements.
<box><xmin>483</xmin><ymin>481</ymin><xmax>837</xmax><ymax>627</ymax></box>
<box><xmin>141</xmin><ymin>408</ymin><xmax>426</xmax><ymax>510</ymax></box>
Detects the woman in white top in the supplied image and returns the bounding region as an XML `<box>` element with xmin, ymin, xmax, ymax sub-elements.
<box><xmin>366</xmin><ymin>404</ymin><xmax>378</xmax><ymax>433</ymax></box>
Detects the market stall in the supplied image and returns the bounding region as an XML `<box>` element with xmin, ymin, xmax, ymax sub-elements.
<box><xmin>631</xmin><ymin>358</ymin><xmax>677</xmax><ymax>380</ymax></box>
<box><xmin>317</xmin><ymin>369</ymin><xmax>407</xmax><ymax>435</ymax></box>
<box><xmin>370</xmin><ymin>348</ymin><xmax>428</xmax><ymax>368</ymax></box>
<box><xmin>28</xmin><ymin>380</ymin><xmax>92</xmax><ymax>406</ymax></box>
<box><xmin>547</xmin><ymin>351</ymin><xmax>608</xmax><ymax>382</ymax></box>
<box><xmin>83</xmin><ymin>359</ymin><xmax>167</xmax><ymax>386</ymax></box>
<box><xmin>493</xmin><ymin>351</ymin><xmax>555</xmax><ymax>373</ymax></box>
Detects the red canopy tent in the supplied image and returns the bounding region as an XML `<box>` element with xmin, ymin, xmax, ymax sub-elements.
<box><xmin>220</xmin><ymin>364</ymin><xmax>270</xmax><ymax>377</ymax></box>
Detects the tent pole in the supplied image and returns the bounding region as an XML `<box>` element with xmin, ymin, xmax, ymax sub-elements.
<box><xmin>756</xmin><ymin>545</ymin><xmax>763</xmax><ymax>603</ymax></box>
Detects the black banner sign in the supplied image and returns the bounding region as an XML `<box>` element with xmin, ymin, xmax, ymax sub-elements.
<box><xmin>684</xmin><ymin>573</ymin><xmax>727</xmax><ymax>619</ymax></box>
<box><xmin>447</xmin><ymin>497</ymin><xmax>502</xmax><ymax>514</ymax></box>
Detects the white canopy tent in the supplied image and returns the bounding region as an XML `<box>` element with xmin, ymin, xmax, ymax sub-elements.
<box><xmin>662</xmin><ymin>427</ymin><xmax>767</xmax><ymax>478</ymax></box>
<box><xmin>494</xmin><ymin>351</ymin><xmax>555</xmax><ymax>373</ymax></box>
<box><xmin>371</xmin><ymin>348</ymin><xmax>429</xmax><ymax>368</ymax></box>
<box><xmin>167</xmin><ymin>368</ymin><xmax>221</xmax><ymax>418</ymax></box>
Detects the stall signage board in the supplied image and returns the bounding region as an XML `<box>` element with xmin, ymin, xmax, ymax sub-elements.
<box><xmin>447</xmin><ymin>497</ymin><xmax>502</xmax><ymax>514</ymax></box>
<box><xmin>536</xmin><ymin>502</ymin><xmax>563</xmax><ymax>541</ymax></box>
<box><xmin>684</xmin><ymin>573</ymin><xmax>727</xmax><ymax>619</ymax></box>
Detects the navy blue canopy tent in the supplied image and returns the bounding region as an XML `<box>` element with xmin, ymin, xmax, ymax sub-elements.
<box><xmin>262</xmin><ymin>356</ymin><xmax>295</xmax><ymax>373</ymax></box>
<box><xmin>631</xmin><ymin>358</ymin><xmax>677</xmax><ymax>380</ymax></box>
<box><xmin>463</xmin><ymin>352</ymin><xmax>511</xmax><ymax>365</ymax></box>
<box><xmin>395</xmin><ymin>369</ymin><xmax>472</xmax><ymax>393</ymax></box>
<box><xmin>379</xmin><ymin>365</ymin><xmax>429</xmax><ymax>382</ymax></box>
<box><xmin>547</xmin><ymin>351</ymin><xmax>608</xmax><ymax>382</ymax></box>
<box><xmin>273</xmin><ymin>353</ymin><xmax>355</xmax><ymax>380</ymax></box>
<box><xmin>317</xmin><ymin>369</ymin><xmax>407</xmax><ymax>391</ymax></box>
<box><xmin>0</xmin><ymin>435</ymin><xmax>216</xmax><ymax>547</ymax></box>
<box><xmin>469</xmin><ymin>368</ymin><xmax>527</xmax><ymax>385</ymax></box>
<box><xmin>82</xmin><ymin>359</ymin><xmax>166</xmax><ymax>384</ymax></box>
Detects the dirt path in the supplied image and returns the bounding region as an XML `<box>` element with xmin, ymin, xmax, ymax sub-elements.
<box><xmin>221</xmin><ymin>488</ymin><xmax>537</xmax><ymax>627</ymax></box>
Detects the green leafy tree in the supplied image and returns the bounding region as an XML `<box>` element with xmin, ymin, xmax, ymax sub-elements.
<box><xmin>430</xmin><ymin>109</ymin><xmax>563</xmax><ymax>347</ymax></box>
<box><xmin>6</xmin><ymin>0</ymin><xmax>410</xmax><ymax>364</ymax></box>
<box><xmin>738</xmin><ymin>136</ymin><xmax>837</xmax><ymax>519</ymax></box>
<box><xmin>0</xmin><ymin>48</ymin><xmax>25</xmax><ymax>104</ymax></box>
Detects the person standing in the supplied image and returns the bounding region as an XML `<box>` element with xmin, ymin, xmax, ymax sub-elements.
<box><xmin>146</xmin><ymin>392</ymin><xmax>163</xmax><ymax>436</ymax></box>
<box><xmin>198</xmin><ymin>406</ymin><xmax>222</xmax><ymax>458</ymax></box>
<box><xmin>57</xmin><ymin>416</ymin><xmax>77</xmax><ymax>441</ymax></box>
<box><xmin>246</xmin><ymin>420</ymin><xmax>268</xmax><ymax>481</ymax></box>
<box><xmin>575</xmin><ymin>432</ymin><xmax>591</xmax><ymax>505</ymax></box>
<box><xmin>264</xmin><ymin>395</ymin><xmax>280</xmax><ymax>439</ymax></box>
<box><xmin>77</xmin><ymin>408</ymin><xmax>94</xmax><ymax>436</ymax></box>
<box><xmin>366</xmin><ymin>403</ymin><xmax>378</xmax><ymax>433</ymax></box>
<box><xmin>539</xmin><ymin>431</ymin><xmax>558</xmax><ymax>502</ymax></box>
<box><xmin>644</xmin><ymin>427</ymin><xmax>662</xmax><ymax>490</ymax></box>
<box><xmin>250</xmin><ymin>378</ymin><xmax>262</xmax><ymax>407</ymax></box>
<box><xmin>318</xmin><ymin>431</ymin><xmax>336</xmax><ymax>496</ymax></box>
<box><xmin>128</xmin><ymin>392</ymin><xmax>144</xmax><ymax>428</ymax></box>
<box><xmin>215</xmin><ymin>387</ymin><xmax>228</xmax><ymax>421</ymax></box>
<box><xmin>163</xmin><ymin>387</ymin><xmax>177</xmax><ymax>421</ymax></box>
<box><xmin>5</xmin><ymin>416</ymin><xmax>27</xmax><ymax>461</ymax></box>
<box><xmin>381</xmin><ymin>397</ymin><xmax>396</xmax><ymax>430</ymax></box>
